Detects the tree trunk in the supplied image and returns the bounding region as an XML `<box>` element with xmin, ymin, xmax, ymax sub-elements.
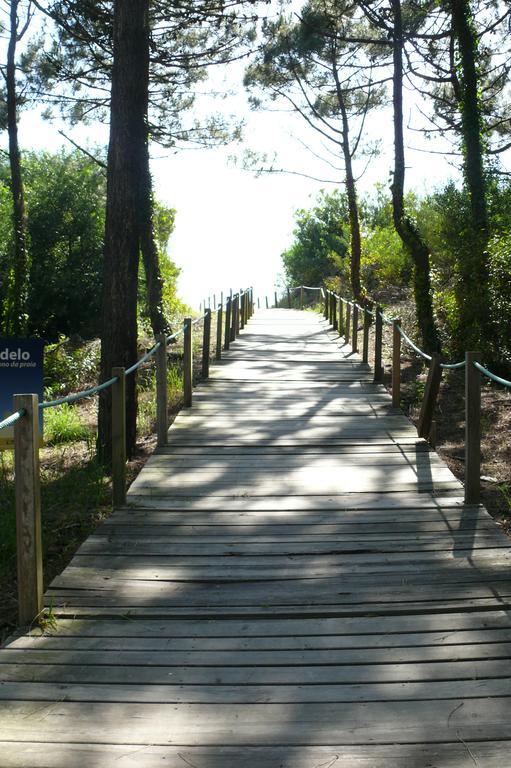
<box><xmin>450</xmin><ymin>0</ymin><xmax>489</xmax><ymax>348</ymax></box>
<box><xmin>98</xmin><ymin>0</ymin><xmax>149</xmax><ymax>462</ymax></box>
<box><xmin>138</xmin><ymin>142</ymin><xmax>168</xmax><ymax>336</ymax></box>
<box><xmin>390</xmin><ymin>0</ymin><xmax>440</xmax><ymax>354</ymax></box>
<box><xmin>6</xmin><ymin>0</ymin><xmax>29</xmax><ymax>336</ymax></box>
<box><xmin>338</xmin><ymin>99</ymin><xmax>362</xmax><ymax>303</ymax></box>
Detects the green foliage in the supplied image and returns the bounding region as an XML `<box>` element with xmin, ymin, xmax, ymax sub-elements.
<box><xmin>44</xmin><ymin>404</ymin><xmax>90</xmax><ymax>445</ymax></box>
<box><xmin>44</xmin><ymin>339</ymin><xmax>100</xmax><ymax>399</ymax></box>
<box><xmin>282</xmin><ymin>190</ymin><xmax>349</xmax><ymax>287</ymax></box>
<box><xmin>488</xmin><ymin>232</ymin><xmax>511</xmax><ymax>360</ymax></box>
<box><xmin>361</xmin><ymin>225</ymin><xmax>411</xmax><ymax>291</ymax></box>
<box><xmin>0</xmin><ymin>150</ymin><xmax>106</xmax><ymax>340</ymax></box>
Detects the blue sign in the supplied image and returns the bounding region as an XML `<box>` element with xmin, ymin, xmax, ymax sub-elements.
<box><xmin>0</xmin><ymin>338</ymin><xmax>44</xmax><ymax>448</ymax></box>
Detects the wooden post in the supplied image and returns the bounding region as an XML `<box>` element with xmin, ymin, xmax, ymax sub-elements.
<box><xmin>345</xmin><ymin>303</ymin><xmax>351</xmax><ymax>346</ymax></box>
<box><xmin>155</xmin><ymin>335</ymin><xmax>168</xmax><ymax>448</ymax></box>
<box><xmin>216</xmin><ymin>304</ymin><xmax>223</xmax><ymax>361</ymax></box>
<box><xmin>111</xmin><ymin>367</ymin><xmax>126</xmax><ymax>507</ymax></box>
<box><xmin>323</xmin><ymin>290</ymin><xmax>328</xmax><ymax>319</ymax></box>
<box><xmin>13</xmin><ymin>394</ymin><xmax>42</xmax><ymax>626</ymax></box>
<box><xmin>287</xmin><ymin>287</ymin><xmax>291</xmax><ymax>308</ymax></box>
<box><xmin>230</xmin><ymin>295</ymin><xmax>237</xmax><ymax>341</ymax></box>
<box><xmin>300</xmin><ymin>286</ymin><xmax>304</xmax><ymax>310</ymax></box>
<box><xmin>183</xmin><ymin>317</ymin><xmax>193</xmax><ymax>407</ymax></box>
<box><xmin>224</xmin><ymin>297</ymin><xmax>231</xmax><ymax>350</ymax></box>
<box><xmin>266</xmin><ymin>296</ymin><xmax>269</xmax><ymax>309</ymax></box>
<box><xmin>202</xmin><ymin>308</ymin><xmax>211</xmax><ymax>378</ymax></box>
<box><xmin>374</xmin><ymin>306</ymin><xmax>383</xmax><ymax>382</ymax></box>
<box><xmin>392</xmin><ymin>319</ymin><xmax>401</xmax><ymax>408</ymax></box>
<box><xmin>236</xmin><ymin>294</ymin><xmax>241</xmax><ymax>335</ymax></box>
<box><xmin>274</xmin><ymin>290</ymin><xmax>278</xmax><ymax>308</ymax></box>
<box><xmin>332</xmin><ymin>294</ymin><xmax>337</xmax><ymax>331</ymax></box>
<box><xmin>240</xmin><ymin>293</ymin><xmax>245</xmax><ymax>330</ymax></box>
<box><xmin>465</xmin><ymin>351</ymin><xmax>481</xmax><ymax>504</ymax></box>
<box><xmin>362</xmin><ymin>308</ymin><xmax>370</xmax><ymax>364</ymax></box>
<box><xmin>417</xmin><ymin>355</ymin><xmax>442</xmax><ymax>439</ymax></box>
<box><xmin>338</xmin><ymin>297</ymin><xmax>343</xmax><ymax>337</ymax></box>
<box><xmin>352</xmin><ymin>304</ymin><xmax>359</xmax><ymax>353</ymax></box>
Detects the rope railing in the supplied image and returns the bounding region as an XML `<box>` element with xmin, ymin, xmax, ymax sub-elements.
<box><xmin>474</xmin><ymin>361</ymin><xmax>511</xmax><ymax>388</ymax></box>
<box><xmin>0</xmin><ymin>409</ymin><xmax>26</xmax><ymax>432</ymax></box>
<box><xmin>315</xmin><ymin>284</ymin><xmax>511</xmax><ymax>506</ymax></box>
<box><xmin>4</xmin><ymin>283</ymin><xmax>254</xmax><ymax>627</ymax></box>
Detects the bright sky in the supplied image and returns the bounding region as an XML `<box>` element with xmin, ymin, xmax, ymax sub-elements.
<box><xmin>6</xmin><ymin>1</ymin><xmax>499</xmax><ymax>311</ymax></box>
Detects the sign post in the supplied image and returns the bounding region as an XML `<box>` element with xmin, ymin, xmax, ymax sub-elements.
<box><xmin>0</xmin><ymin>338</ymin><xmax>44</xmax><ymax>449</ymax></box>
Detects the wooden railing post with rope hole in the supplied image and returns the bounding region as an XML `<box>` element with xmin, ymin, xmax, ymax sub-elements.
<box><xmin>13</xmin><ymin>393</ymin><xmax>43</xmax><ymax>626</ymax></box>
<box><xmin>156</xmin><ymin>334</ymin><xmax>168</xmax><ymax>447</ymax></box>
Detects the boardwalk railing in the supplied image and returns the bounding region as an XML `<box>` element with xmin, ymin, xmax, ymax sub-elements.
<box><xmin>0</xmin><ymin>286</ymin><xmax>253</xmax><ymax>626</ymax></box>
<box><xmin>275</xmin><ymin>284</ymin><xmax>511</xmax><ymax>508</ymax></box>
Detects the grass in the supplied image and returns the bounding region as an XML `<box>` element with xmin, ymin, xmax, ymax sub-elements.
<box><xmin>0</xmin><ymin>442</ymin><xmax>111</xmax><ymax>641</ymax></box>
<box><xmin>44</xmin><ymin>403</ymin><xmax>91</xmax><ymax>445</ymax></box>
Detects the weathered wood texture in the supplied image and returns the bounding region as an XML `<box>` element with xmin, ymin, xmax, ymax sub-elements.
<box><xmin>2</xmin><ymin>308</ymin><xmax>510</xmax><ymax>766</ymax></box>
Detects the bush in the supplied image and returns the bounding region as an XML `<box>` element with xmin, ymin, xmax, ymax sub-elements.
<box><xmin>44</xmin><ymin>339</ymin><xmax>100</xmax><ymax>400</ymax></box>
<box><xmin>44</xmin><ymin>404</ymin><xmax>90</xmax><ymax>445</ymax></box>
<box><xmin>488</xmin><ymin>232</ymin><xmax>511</xmax><ymax>361</ymax></box>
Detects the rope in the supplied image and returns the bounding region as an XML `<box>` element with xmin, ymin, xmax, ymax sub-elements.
<box><xmin>124</xmin><ymin>341</ymin><xmax>162</xmax><ymax>376</ymax></box>
<box><xmin>379</xmin><ymin>310</ymin><xmax>394</xmax><ymax>326</ymax></box>
<box><xmin>396</xmin><ymin>325</ymin><xmax>433</xmax><ymax>362</ymax></box>
<box><xmin>40</xmin><ymin>376</ymin><xmax>119</xmax><ymax>410</ymax></box>
<box><xmin>0</xmin><ymin>408</ymin><xmax>26</xmax><ymax>431</ymax></box>
<box><xmin>167</xmin><ymin>328</ymin><xmax>184</xmax><ymax>344</ymax></box>
<box><xmin>301</xmin><ymin>285</ymin><xmax>322</xmax><ymax>291</ymax></box>
<box><xmin>440</xmin><ymin>360</ymin><xmax>466</xmax><ymax>370</ymax></box>
<box><xmin>474</xmin><ymin>361</ymin><xmax>511</xmax><ymax>388</ymax></box>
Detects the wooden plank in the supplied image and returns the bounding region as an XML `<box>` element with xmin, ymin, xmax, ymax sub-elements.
<box><xmin>3</xmin><ymin>658</ymin><xmax>511</xmax><ymax>686</ymax></box>
<box><xmin>1</xmin><ymin>742</ymin><xmax>510</xmax><ymax>768</ymax></box>
<box><xmin>2</xmin><ymin>677</ymin><xmax>511</xmax><ymax>704</ymax></box>
<box><xmin>1</xmin><ymin>698</ymin><xmax>511</xmax><ymax>744</ymax></box>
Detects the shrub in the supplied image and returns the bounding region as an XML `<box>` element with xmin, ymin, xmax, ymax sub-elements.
<box><xmin>44</xmin><ymin>404</ymin><xmax>90</xmax><ymax>445</ymax></box>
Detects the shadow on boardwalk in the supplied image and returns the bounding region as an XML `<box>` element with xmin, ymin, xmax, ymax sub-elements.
<box><xmin>1</xmin><ymin>309</ymin><xmax>511</xmax><ymax>767</ymax></box>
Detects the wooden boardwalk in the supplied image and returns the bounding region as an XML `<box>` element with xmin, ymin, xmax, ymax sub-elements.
<box><xmin>1</xmin><ymin>308</ymin><xmax>511</xmax><ymax>766</ymax></box>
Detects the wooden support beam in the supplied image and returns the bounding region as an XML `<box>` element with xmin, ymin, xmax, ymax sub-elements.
<box><xmin>155</xmin><ymin>335</ymin><xmax>168</xmax><ymax>448</ymax></box>
<box><xmin>287</xmin><ymin>288</ymin><xmax>291</xmax><ymax>308</ymax></box>
<box><xmin>215</xmin><ymin>305</ymin><xmax>223</xmax><ymax>361</ymax></box>
<box><xmin>362</xmin><ymin>307</ymin><xmax>371</xmax><ymax>364</ymax></box>
<box><xmin>202</xmin><ymin>308</ymin><xmax>211</xmax><ymax>378</ymax></box>
<box><xmin>417</xmin><ymin>355</ymin><xmax>442</xmax><ymax>439</ymax></box>
<box><xmin>240</xmin><ymin>294</ymin><xmax>245</xmax><ymax>330</ymax></box>
<box><xmin>183</xmin><ymin>318</ymin><xmax>193</xmax><ymax>407</ymax></box>
<box><xmin>274</xmin><ymin>290</ymin><xmax>278</xmax><ymax>309</ymax></box>
<box><xmin>392</xmin><ymin>319</ymin><xmax>401</xmax><ymax>408</ymax></box>
<box><xmin>345</xmin><ymin>303</ymin><xmax>351</xmax><ymax>346</ymax></box>
<box><xmin>13</xmin><ymin>394</ymin><xmax>42</xmax><ymax>626</ymax></box>
<box><xmin>465</xmin><ymin>351</ymin><xmax>481</xmax><ymax>504</ymax></box>
<box><xmin>300</xmin><ymin>286</ymin><xmax>304</xmax><ymax>310</ymax></box>
<box><xmin>352</xmin><ymin>304</ymin><xmax>359</xmax><ymax>353</ymax></box>
<box><xmin>373</xmin><ymin>306</ymin><xmax>383</xmax><ymax>382</ymax></box>
<box><xmin>224</xmin><ymin>298</ymin><xmax>231</xmax><ymax>350</ymax></box>
<box><xmin>337</xmin><ymin>296</ymin><xmax>343</xmax><ymax>337</ymax></box>
<box><xmin>111</xmin><ymin>368</ymin><xmax>126</xmax><ymax>508</ymax></box>
<box><xmin>230</xmin><ymin>295</ymin><xmax>237</xmax><ymax>342</ymax></box>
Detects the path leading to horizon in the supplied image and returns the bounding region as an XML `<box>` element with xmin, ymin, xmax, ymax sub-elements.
<box><xmin>1</xmin><ymin>309</ymin><xmax>511</xmax><ymax>767</ymax></box>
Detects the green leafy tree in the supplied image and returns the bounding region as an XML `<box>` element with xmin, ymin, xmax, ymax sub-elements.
<box><xmin>281</xmin><ymin>190</ymin><xmax>349</xmax><ymax>287</ymax></box>
<box><xmin>246</xmin><ymin>0</ymin><xmax>385</xmax><ymax>303</ymax></box>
